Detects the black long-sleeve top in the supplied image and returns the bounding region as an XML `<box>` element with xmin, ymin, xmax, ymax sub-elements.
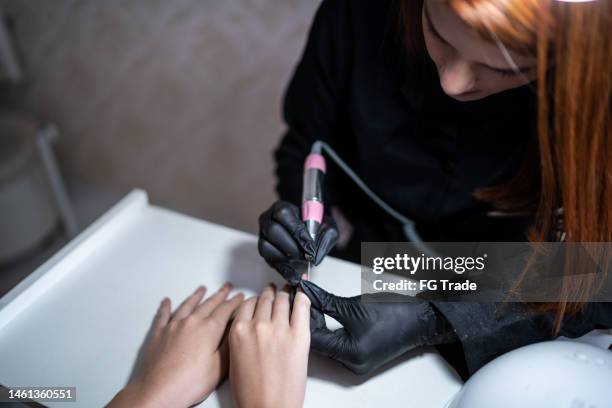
<box><xmin>274</xmin><ymin>0</ymin><xmax>612</xmax><ymax>379</ymax></box>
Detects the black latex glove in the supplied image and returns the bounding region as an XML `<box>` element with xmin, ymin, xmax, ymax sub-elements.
<box><xmin>258</xmin><ymin>200</ymin><xmax>339</xmax><ymax>284</ymax></box>
<box><xmin>299</xmin><ymin>280</ymin><xmax>456</xmax><ymax>375</ymax></box>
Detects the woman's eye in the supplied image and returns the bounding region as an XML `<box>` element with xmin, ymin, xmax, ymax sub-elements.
<box><xmin>493</xmin><ymin>69</ymin><xmax>519</xmax><ymax>78</ymax></box>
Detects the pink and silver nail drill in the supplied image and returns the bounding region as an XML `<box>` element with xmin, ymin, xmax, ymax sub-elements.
<box><xmin>302</xmin><ymin>143</ymin><xmax>326</xmax><ymax>278</ymax></box>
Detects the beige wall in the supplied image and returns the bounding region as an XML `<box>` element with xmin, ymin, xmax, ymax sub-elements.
<box><xmin>2</xmin><ymin>0</ymin><xmax>320</xmax><ymax>233</ymax></box>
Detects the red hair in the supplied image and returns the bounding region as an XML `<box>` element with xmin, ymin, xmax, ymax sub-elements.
<box><xmin>400</xmin><ymin>0</ymin><xmax>612</xmax><ymax>331</ymax></box>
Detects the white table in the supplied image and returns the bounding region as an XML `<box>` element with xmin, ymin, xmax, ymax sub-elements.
<box><xmin>0</xmin><ymin>190</ymin><xmax>462</xmax><ymax>407</ymax></box>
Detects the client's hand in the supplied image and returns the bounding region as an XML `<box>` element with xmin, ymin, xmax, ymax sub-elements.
<box><xmin>229</xmin><ymin>283</ymin><xmax>311</xmax><ymax>408</ymax></box>
<box><xmin>107</xmin><ymin>283</ymin><xmax>244</xmax><ymax>408</ymax></box>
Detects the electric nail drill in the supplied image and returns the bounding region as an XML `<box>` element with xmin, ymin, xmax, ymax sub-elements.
<box><xmin>301</xmin><ymin>144</ymin><xmax>326</xmax><ymax>279</ymax></box>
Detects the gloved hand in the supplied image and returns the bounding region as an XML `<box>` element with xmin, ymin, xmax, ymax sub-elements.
<box><xmin>258</xmin><ymin>200</ymin><xmax>339</xmax><ymax>284</ymax></box>
<box><xmin>299</xmin><ymin>280</ymin><xmax>457</xmax><ymax>375</ymax></box>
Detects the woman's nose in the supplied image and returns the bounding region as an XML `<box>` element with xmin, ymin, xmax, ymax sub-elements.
<box><xmin>438</xmin><ymin>60</ymin><xmax>476</xmax><ymax>96</ymax></box>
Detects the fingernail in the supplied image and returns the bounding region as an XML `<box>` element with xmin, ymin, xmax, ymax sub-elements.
<box><xmin>301</xmin><ymin>273</ymin><xmax>309</xmax><ymax>281</ymax></box>
<box><xmin>269</xmin><ymin>282</ymin><xmax>277</xmax><ymax>290</ymax></box>
<box><xmin>231</xmin><ymin>293</ymin><xmax>244</xmax><ymax>300</ymax></box>
<box><xmin>224</xmin><ymin>282</ymin><xmax>232</xmax><ymax>290</ymax></box>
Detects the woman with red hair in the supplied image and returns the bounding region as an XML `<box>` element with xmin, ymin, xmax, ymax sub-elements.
<box><xmin>259</xmin><ymin>0</ymin><xmax>612</xmax><ymax>380</ymax></box>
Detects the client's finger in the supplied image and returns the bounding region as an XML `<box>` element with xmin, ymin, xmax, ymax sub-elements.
<box><xmin>234</xmin><ymin>296</ymin><xmax>258</xmax><ymax>322</ymax></box>
<box><xmin>212</xmin><ymin>293</ymin><xmax>245</xmax><ymax>325</ymax></box>
<box><xmin>173</xmin><ymin>286</ymin><xmax>206</xmax><ymax>320</ymax></box>
<box><xmin>207</xmin><ymin>294</ymin><xmax>245</xmax><ymax>345</ymax></box>
<box><xmin>254</xmin><ymin>284</ymin><xmax>275</xmax><ymax>321</ymax></box>
<box><xmin>153</xmin><ymin>297</ymin><xmax>171</xmax><ymax>335</ymax></box>
<box><xmin>195</xmin><ymin>283</ymin><xmax>232</xmax><ymax>318</ymax></box>
<box><xmin>291</xmin><ymin>289</ymin><xmax>311</xmax><ymax>335</ymax></box>
<box><xmin>272</xmin><ymin>285</ymin><xmax>291</xmax><ymax>324</ymax></box>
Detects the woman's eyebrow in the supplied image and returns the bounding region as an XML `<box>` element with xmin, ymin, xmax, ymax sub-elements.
<box><xmin>424</xmin><ymin>2</ymin><xmax>451</xmax><ymax>46</ymax></box>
